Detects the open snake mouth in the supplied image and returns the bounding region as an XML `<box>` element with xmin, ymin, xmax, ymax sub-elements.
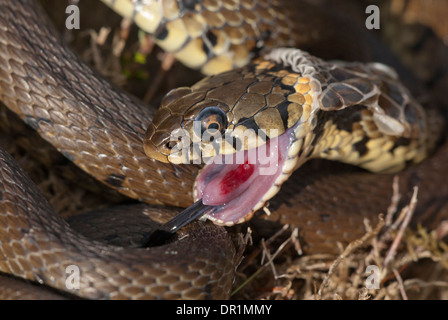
<box><xmin>194</xmin><ymin>124</ymin><xmax>301</xmax><ymax>226</ymax></box>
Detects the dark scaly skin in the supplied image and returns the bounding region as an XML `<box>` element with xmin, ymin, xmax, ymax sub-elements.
<box><xmin>0</xmin><ymin>274</ymin><xmax>67</xmax><ymax>300</ymax></box>
<box><xmin>0</xmin><ymin>0</ymin><xmax>446</xmax><ymax>299</ymax></box>
<box><xmin>0</xmin><ymin>0</ymin><xmax>235</xmax><ymax>299</ymax></box>
<box><xmin>0</xmin><ymin>0</ymin><xmax>197</xmax><ymax>207</ymax></box>
<box><xmin>0</xmin><ymin>144</ymin><xmax>235</xmax><ymax>299</ymax></box>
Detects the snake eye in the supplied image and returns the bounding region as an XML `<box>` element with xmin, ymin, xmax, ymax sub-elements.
<box><xmin>196</xmin><ymin>107</ymin><xmax>228</xmax><ymax>136</ymax></box>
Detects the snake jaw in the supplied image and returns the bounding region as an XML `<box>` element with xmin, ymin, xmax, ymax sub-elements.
<box><xmin>193</xmin><ymin>123</ymin><xmax>303</xmax><ymax>226</ymax></box>
<box><xmin>143</xmin><ymin>123</ymin><xmax>171</xmax><ymax>163</ymax></box>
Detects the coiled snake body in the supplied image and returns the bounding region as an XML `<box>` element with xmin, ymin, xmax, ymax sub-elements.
<box><xmin>0</xmin><ymin>0</ymin><xmax>446</xmax><ymax>299</ymax></box>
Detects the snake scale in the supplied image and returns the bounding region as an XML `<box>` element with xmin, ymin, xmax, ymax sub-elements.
<box><xmin>0</xmin><ymin>0</ymin><xmax>447</xmax><ymax>299</ymax></box>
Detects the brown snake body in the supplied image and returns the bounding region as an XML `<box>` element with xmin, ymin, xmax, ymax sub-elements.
<box><xmin>0</xmin><ymin>0</ymin><xmax>447</xmax><ymax>299</ymax></box>
<box><xmin>0</xmin><ymin>0</ymin><xmax>234</xmax><ymax>299</ymax></box>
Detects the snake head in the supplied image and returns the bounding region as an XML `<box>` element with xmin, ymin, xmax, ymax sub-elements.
<box><xmin>144</xmin><ymin>61</ymin><xmax>307</xmax><ymax>165</ymax></box>
<box><xmin>144</xmin><ymin>90</ymin><xmax>233</xmax><ymax>164</ymax></box>
<box><xmin>144</xmin><ymin>62</ymin><xmax>310</xmax><ymax>225</ymax></box>
<box><xmin>144</xmin><ymin>90</ymin><xmax>274</xmax><ymax>166</ymax></box>
<box><xmin>144</xmin><ymin>87</ymin><xmax>206</xmax><ymax>163</ymax></box>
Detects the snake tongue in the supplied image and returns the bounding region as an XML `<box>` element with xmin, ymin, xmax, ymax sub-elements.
<box><xmin>142</xmin><ymin>199</ymin><xmax>214</xmax><ymax>247</ymax></box>
<box><xmin>195</xmin><ymin>126</ymin><xmax>295</xmax><ymax>225</ymax></box>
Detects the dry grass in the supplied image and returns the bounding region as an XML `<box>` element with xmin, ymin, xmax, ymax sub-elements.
<box><xmin>229</xmin><ymin>178</ymin><xmax>448</xmax><ymax>300</ymax></box>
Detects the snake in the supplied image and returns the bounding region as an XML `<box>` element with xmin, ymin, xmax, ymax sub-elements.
<box><xmin>144</xmin><ymin>48</ymin><xmax>441</xmax><ymax>226</ymax></box>
<box><xmin>0</xmin><ymin>0</ymin><xmax>447</xmax><ymax>299</ymax></box>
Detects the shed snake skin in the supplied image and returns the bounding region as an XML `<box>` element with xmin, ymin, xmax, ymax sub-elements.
<box><xmin>0</xmin><ymin>0</ymin><xmax>447</xmax><ymax>299</ymax></box>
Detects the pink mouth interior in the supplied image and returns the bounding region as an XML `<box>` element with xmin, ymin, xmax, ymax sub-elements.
<box><xmin>195</xmin><ymin>127</ymin><xmax>296</xmax><ymax>224</ymax></box>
